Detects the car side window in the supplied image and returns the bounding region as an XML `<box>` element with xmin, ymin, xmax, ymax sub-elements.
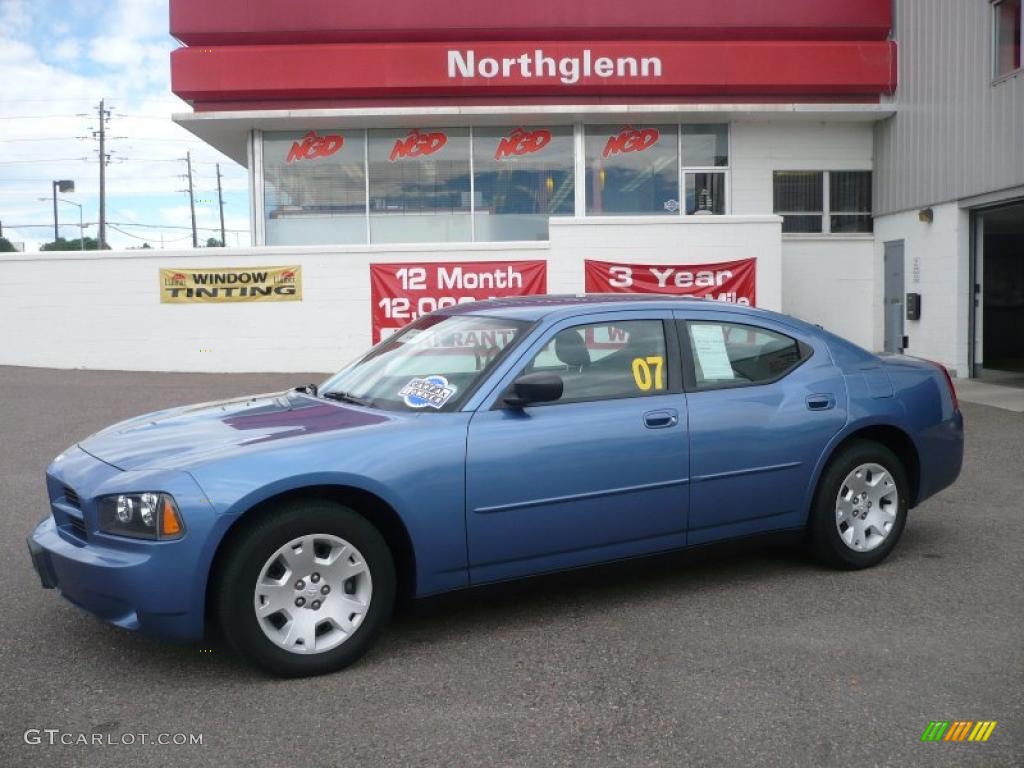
<box><xmin>686</xmin><ymin>321</ymin><xmax>807</xmax><ymax>389</ymax></box>
<box><xmin>521</xmin><ymin>320</ymin><xmax>669</xmax><ymax>403</ymax></box>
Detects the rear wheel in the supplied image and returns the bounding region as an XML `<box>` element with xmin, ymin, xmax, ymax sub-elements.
<box><xmin>809</xmin><ymin>440</ymin><xmax>909</xmax><ymax>570</ymax></box>
<box><xmin>216</xmin><ymin>499</ymin><xmax>395</xmax><ymax>677</ymax></box>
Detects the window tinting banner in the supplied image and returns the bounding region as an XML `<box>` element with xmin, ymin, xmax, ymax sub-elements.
<box><xmin>371</xmin><ymin>260</ymin><xmax>547</xmax><ymax>342</ymax></box>
<box><xmin>159</xmin><ymin>266</ymin><xmax>302</xmax><ymax>303</ymax></box>
<box><xmin>585</xmin><ymin>258</ymin><xmax>755</xmax><ymax>306</ymax></box>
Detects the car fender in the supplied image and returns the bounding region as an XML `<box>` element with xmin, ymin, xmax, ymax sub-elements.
<box><xmin>799</xmin><ymin>410</ymin><xmax>921</xmax><ymax>526</ymax></box>
<box><xmin>188</xmin><ymin>415</ymin><xmax>472</xmax><ymax>599</ymax></box>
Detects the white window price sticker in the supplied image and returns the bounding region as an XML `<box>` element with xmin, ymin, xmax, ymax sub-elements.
<box><xmin>690</xmin><ymin>324</ymin><xmax>736</xmax><ymax>381</ymax></box>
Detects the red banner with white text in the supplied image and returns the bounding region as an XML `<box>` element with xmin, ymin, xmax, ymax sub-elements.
<box><xmin>370</xmin><ymin>260</ymin><xmax>547</xmax><ymax>343</ymax></box>
<box><xmin>585</xmin><ymin>258</ymin><xmax>756</xmax><ymax>306</ymax></box>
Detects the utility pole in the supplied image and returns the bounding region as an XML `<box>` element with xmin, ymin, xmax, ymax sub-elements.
<box><xmin>94</xmin><ymin>100</ymin><xmax>111</xmax><ymax>249</ymax></box>
<box><xmin>185</xmin><ymin>151</ymin><xmax>197</xmax><ymax>248</ymax></box>
<box><xmin>216</xmin><ymin>162</ymin><xmax>226</xmax><ymax>247</ymax></box>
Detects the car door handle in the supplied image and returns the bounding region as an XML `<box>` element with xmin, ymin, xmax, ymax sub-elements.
<box><xmin>643</xmin><ymin>409</ymin><xmax>678</xmax><ymax>429</ymax></box>
<box><xmin>806</xmin><ymin>394</ymin><xmax>836</xmax><ymax>411</ymax></box>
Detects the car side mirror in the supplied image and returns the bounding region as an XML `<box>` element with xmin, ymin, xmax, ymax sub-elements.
<box><xmin>503</xmin><ymin>372</ymin><xmax>563</xmax><ymax>408</ymax></box>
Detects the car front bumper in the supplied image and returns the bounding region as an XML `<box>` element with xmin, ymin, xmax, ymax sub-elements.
<box><xmin>29</xmin><ymin>446</ymin><xmax>229</xmax><ymax>641</ymax></box>
<box><xmin>28</xmin><ymin>515</ymin><xmax>209</xmax><ymax>640</ymax></box>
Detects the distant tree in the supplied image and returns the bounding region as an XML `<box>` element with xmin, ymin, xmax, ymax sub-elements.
<box><xmin>0</xmin><ymin>236</ymin><xmax>16</xmax><ymax>252</ymax></box>
<box><xmin>128</xmin><ymin>242</ymin><xmax>153</xmax><ymax>249</ymax></box>
<box><xmin>40</xmin><ymin>236</ymin><xmax>107</xmax><ymax>251</ymax></box>
<box><xmin>206</xmin><ymin>237</ymin><xmax>224</xmax><ymax>248</ymax></box>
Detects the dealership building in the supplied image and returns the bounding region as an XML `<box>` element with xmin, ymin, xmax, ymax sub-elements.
<box><xmin>3</xmin><ymin>0</ymin><xmax>1020</xmax><ymax>376</ymax></box>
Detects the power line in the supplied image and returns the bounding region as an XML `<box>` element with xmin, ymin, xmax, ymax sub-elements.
<box><xmin>0</xmin><ymin>114</ymin><xmax>84</xmax><ymax>120</ymax></box>
<box><xmin>4</xmin><ymin>220</ymin><xmax>249</xmax><ymax>233</ymax></box>
<box><xmin>0</xmin><ymin>157</ymin><xmax>91</xmax><ymax>164</ymax></box>
<box><xmin>0</xmin><ymin>137</ymin><xmax>92</xmax><ymax>143</ymax></box>
<box><xmin>107</xmin><ymin>223</ymin><xmax>193</xmax><ymax>243</ymax></box>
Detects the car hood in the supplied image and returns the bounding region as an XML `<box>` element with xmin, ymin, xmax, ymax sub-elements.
<box><xmin>79</xmin><ymin>391</ymin><xmax>393</xmax><ymax>471</ymax></box>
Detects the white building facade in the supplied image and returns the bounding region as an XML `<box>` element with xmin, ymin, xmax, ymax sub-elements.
<box><xmin>2</xmin><ymin>0</ymin><xmax>1020</xmax><ymax>376</ymax></box>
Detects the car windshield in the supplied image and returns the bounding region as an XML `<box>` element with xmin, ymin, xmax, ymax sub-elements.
<box><xmin>320</xmin><ymin>314</ymin><xmax>530</xmax><ymax>411</ymax></box>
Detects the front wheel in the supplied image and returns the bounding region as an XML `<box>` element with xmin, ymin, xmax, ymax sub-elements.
<box><xmin>808</xmin><ymin>440</ymin><xmax>909</xmax><ymax>570</ymax></box>
<box><xmin>215</xmin><ymin>499</ymin><xmax>396</xmax><ymax>677</ymax></box>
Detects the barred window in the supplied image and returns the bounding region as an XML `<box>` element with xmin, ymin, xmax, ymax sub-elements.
<box><xmin>830</xmin><ymin>171</ymin><xmax>873</xmax><ymax>234</ymax></box>
<box><xmin>773</xmin><ymin>171</ymin><xmax>872</xmax><ymax>234</ymax></box>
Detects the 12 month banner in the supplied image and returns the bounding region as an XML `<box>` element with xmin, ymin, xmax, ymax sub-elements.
<box><xmin>159</xmin><ymin>266</ymin><xmax>302</xmax><ymax>303</ymax></box>
<box><xmin>585</xmin><ymin>258</ymin><xmax>756</xmax><ymax>305</ymax></box>
<box><xmin>370</xmin><ymin>260</ymin><xmax>546</xmax><ymax>342</ymax></box>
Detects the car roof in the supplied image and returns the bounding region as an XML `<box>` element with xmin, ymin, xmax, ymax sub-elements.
<box><xmin>441</xmin><ymin>294</ymin><xmax>806</xmax><ymax>327</ymax></box>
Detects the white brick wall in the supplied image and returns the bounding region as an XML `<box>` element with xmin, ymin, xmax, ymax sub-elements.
<box><xmin>0</xmin><ymin>216</ymin><xmax>782</xmax><ymax>373</ymax></box>
<box><xmin>731</xmin><ymin>120</ymin><xmax>878</xmax><ymax>349</ymax></box>
<box><xmin>873</xmin><ymin>202</ymin><xmax>970</xmax><ymax>376</ymax></box>
<box><xmin>730</xmin><ymin>121</ymin><xmax>875</xmax><ymax>214</ymax></box>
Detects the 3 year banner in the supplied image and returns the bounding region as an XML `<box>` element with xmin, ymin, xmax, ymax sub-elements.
<box><xmin>370</xmin><ymin>260</ymin><xmax>546</xmax><ymax>342</ymax></box>
<box><xmin>585</xmin><ymin>258</ymin><xmax>756</xmax><ymax>305</ymax></box>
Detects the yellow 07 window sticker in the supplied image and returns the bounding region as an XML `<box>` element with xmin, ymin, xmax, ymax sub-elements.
<box><xmin>631</xmin><ymin>356</ymin><xmax>665</xmax><ymax>392</ymax></box>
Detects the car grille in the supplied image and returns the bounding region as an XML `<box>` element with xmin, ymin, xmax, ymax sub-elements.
<box><xmin>63</xmin><ymin>486</ymin><xmax>81</xmax><ymax>509</ymax></box>
<box><xmin>66</xmin><ymin>515</ymin><xmax>88</xmax><ymax>540</ymax></box>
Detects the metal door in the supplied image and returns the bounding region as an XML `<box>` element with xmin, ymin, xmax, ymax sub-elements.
<box><xmin>884</xmin><ymin>240</ymin><xmax>905</xmax><ymax>353</ymax></box>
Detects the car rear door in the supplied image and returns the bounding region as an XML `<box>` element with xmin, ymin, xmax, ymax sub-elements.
<box><xmin>465</xmin><ymin>311</ymin><xmax>689</xmax><ymax>584</ymax></box>
<box><xmin>675</xmin><ymin>310</ymin><xmax>848</xmax><ymax>544</ymax></box>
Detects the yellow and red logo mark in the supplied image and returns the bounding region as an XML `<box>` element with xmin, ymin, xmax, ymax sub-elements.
<box><xmin>494</xmin><ymin>127</ymin><xmax>552</xmax><ymax>160</ymax></box>
<box><xmin>286</xmin><ymin>131</ymin><xmax>344</xmax><ymax>163</ymax></box>
<box><xmin>602</xmin><ymin>125</ymin><xmax>659</xmax><ymax>157</ymax></box>
<box><xmin>390</xmin><ymin>129</ymin><xmax>447</xmax><ymax>161</ymax></box>
<box><xmin>920</xmin><ymin>721</ymin><xmax>997</xmax><ymax>742</ymax></box>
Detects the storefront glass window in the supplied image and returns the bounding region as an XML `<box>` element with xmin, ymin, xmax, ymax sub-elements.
<box><xmin>472</xmin><ymin>126</ymin><xmax>574</xmax><ymax>241</ymax></box>
<box><xmin>585</xmin><ymin>125</ymin><xmax>679</xmax><ymax>215</ymax></box>
<box><xmin>685</xmin><ymin>172</ymin><xmax>726</xmax><ymax>215</ymax></box>
<box><xmin>681</xmin><ymin>124</ymin><xmax>729</xmax><ymax>167</ymax></box>
<box><xmin>368</xmin><ymin>128</ymin><xmax>471</xmax><ymax>243</ymax></box>
<box><xmin>263</xmin><ymin>130</ymin><xmax>367</xmax><ymax>245</ymax></box>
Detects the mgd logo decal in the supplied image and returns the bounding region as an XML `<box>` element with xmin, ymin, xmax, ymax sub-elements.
<box><xmin>390</xmin><ymin>129</ymin><xmax>447</xmax><ymax>161</ymax></box>
<box><xmin>494</xmin><ymin>128</ymin><xmax>552</xmax><ymax>160</ymax></box>
<box><xmin>603</xmin><ymin>126</ymin><xmax>659</xmax><ymax>157</ymax></box>
<box><xmin>286</xmin><ymin>131</ymin><xmax>344</xmax><ymax>163</ymax></box>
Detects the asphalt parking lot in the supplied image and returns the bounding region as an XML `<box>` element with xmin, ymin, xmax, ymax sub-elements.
<box><xmin>1</xmin><ymin>365</ymin><xmax>1020</xmax><ymax>768</ymax></box>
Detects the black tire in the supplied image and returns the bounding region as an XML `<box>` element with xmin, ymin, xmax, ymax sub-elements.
<box><xmin>808</xmin><ymin>440</ymin><xmax>909</xmax><ymax>570</ymax></box>
<box><xmin>215</xmin><ymin>498</ymin><xmax>395</xmax><ymax>677</ymax></box>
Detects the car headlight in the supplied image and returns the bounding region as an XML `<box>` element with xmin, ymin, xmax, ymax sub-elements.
<box><xmin>97</xmin><ymin>493</ymin><xmax>185</xmax><ymax>540</ymax></box>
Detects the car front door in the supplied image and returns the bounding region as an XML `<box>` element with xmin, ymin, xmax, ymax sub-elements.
<box><xmin>676</xmin><ymin>311</ymin><xmax>848</xmax><ymax>544</ymax></box>
<box><xmin>465</xmin><ymin>312</ymin><xmax>690</xmax><ymax>584</ymax></box>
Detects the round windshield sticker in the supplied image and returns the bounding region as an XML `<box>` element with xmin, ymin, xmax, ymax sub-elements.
<box><xmin>399</xmin><ymin>375</ymin><xmax>457</xmax><ymax>409</ymax></box>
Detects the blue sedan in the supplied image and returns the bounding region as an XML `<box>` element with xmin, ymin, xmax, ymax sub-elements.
<box><xmin>28</xmin><ymin>296</ymin><xmax>963</xmax><ymax>676</ymax></box>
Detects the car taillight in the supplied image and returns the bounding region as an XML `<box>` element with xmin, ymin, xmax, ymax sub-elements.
<box><xmin>927</xmin><ymin>360</ymin><xmax>959</xmax><ymax>412</ymax></box>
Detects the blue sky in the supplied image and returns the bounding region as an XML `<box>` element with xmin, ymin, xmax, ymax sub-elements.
<box><xmin>0</xmin><ymin>0</ymin><xmax>250</xmax><ymax>250</ymax></box>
